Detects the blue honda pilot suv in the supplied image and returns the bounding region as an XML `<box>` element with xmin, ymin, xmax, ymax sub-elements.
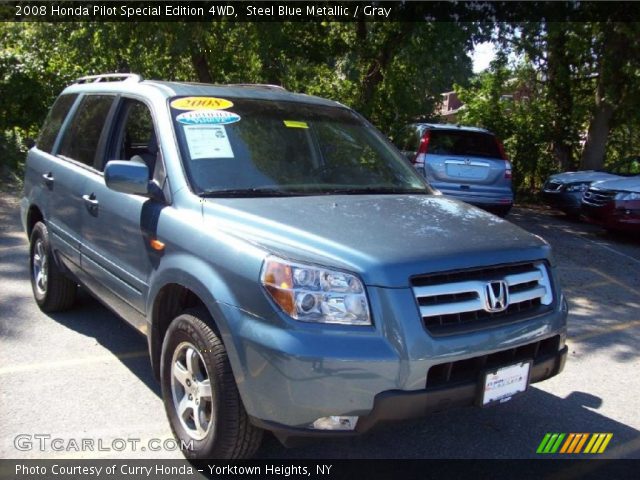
<box><xmin>21</xmin><ymin>74</ymin><xmax>568</xmax><ymax>459</ymax></box>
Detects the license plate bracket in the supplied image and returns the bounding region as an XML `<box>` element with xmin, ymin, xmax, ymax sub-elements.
<box><xmin>478</xmin><ymin>360</ymin><xmax>532</xmax><ymax>407</ymax></box>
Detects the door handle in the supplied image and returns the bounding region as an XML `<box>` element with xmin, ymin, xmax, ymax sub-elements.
<box><xmin>82</xmin><ymin>193</ymin><xmax>99</xmax><ymax>209</ymax></box>
<box><xmin>42</xmin><ymin>172</ymin><xmax>54</xmax><ymax>186</ymax></box>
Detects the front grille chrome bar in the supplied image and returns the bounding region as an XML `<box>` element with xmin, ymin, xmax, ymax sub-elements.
<box><xmin>413</xmin><ymin>262</ymin><xmax>553</xmax><ymax>329</ymax></box>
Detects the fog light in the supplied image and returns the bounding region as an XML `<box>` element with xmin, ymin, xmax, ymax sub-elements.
<box><xmin>312</xmin><ymin>416</ymin><xmax>358</xmax><ymax>431</ymax></box>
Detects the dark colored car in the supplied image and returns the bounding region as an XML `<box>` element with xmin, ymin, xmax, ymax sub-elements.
<box><xmin>542</xmin><ymin>171</ymin><xmax>622</xmax><ymax>216</ymax></box>
<box><xmin>581</xmin><ymin>176</ymin><xmax>640</xmax><ymax>233</ymax></box>
<box><xmin>542</xmin><ymin>157</ymin><xmax>640</xmax><ymax>216</ymax></box>
<box><xmin>394</xmin><ymin>124</ymin><xmax>513</xmax><ymax>216</ymax></box>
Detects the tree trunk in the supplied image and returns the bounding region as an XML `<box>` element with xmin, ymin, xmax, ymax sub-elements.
<box><xmin>358</xmin><ymin>23</ymin><xmax>415</xmax><ymax>116</ymax></box>
<box><xmin>580</xmin><ymin>100</ymin><xmax>614</xmax><ymax>170</ymax></box>
<box><xmin>188</xmin><ymin>23</ymin><xmax>213</xmax><ymax>83</ymax></box>
<box><xmin>579</xmin><ymin>23</ymin><xmax>623</xmax><ymax>171</ymax></box>
<box><xmin>546</xmin><ymin>23</ymin><xmax>574</xmax><ymax>171</ymax></box>
<box><xmin>190</xmin><ymin>52</ymin><xmax>213</xmax><ymax>83</ymax></box>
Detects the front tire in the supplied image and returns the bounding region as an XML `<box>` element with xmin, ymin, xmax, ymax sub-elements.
<box><xmin>160</xmin><ymin>308</ymin><xmax>263</xmax><ymax>459</ymax></box>
<box><xmin>29</xmin><ymin>221</ymin><xmax>77</xmax><ymax>312</ymax></box>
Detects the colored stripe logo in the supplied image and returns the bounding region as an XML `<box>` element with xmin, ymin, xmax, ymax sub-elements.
<box><xmin>537</xmin><ymin>433</ymin><xmax>612</xmax><ymax>454</ymax></box>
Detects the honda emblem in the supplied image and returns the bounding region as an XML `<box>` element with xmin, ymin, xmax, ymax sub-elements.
<box><xmin>485</xmin><ymin>281</ymin><xmax>509</xmax><ymax>312</ymax></box>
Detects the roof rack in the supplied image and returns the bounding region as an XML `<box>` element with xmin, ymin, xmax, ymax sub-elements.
<box><xmin>224</xmin><ymin>83</ymin><xmax>287</xmax><ymax>91</ymax></box>
<box><xmin>74</xmin><ymin>73</ymin><xmax>143</xmax><ymax>85</ymax></box>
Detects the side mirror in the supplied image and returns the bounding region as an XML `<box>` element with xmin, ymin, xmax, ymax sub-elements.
<box><xmin>104</xmin><ymin>160</ymin><xmax>150</xmax><ymax>196</ymax></box>
<box><xmin>24</xmin><ymin>138</ymin><xmax>36</xmax><ymax>149</ymax></box>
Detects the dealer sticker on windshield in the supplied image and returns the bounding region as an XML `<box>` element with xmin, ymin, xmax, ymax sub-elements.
<box><xmin>283</xmin><ymin>120</ymin><xmax>309</xmax><ymax>129</ymax></box>
<box><xmin>170</xmin><ymin>97</ymin><xmax>233</xmax><ymax>110</ymax></box>
<box><xmin>183</xmin><ymin>125</ymin><xmax>234</xmax><ymax>160</ymax></box>
<box><xmin>176</xmin><ymin>110</ymin><xmax>241</xmax><ymax>125</ymax></box>
<box><xmin>481</xmin><ymin>360</ymin><xmax>531</xmax><ymax>406</ymax></box>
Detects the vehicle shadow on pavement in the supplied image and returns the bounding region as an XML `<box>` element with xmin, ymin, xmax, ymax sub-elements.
<box><xmin>31</xmin><ymin>286</ymin><xmax>639</xmax><ymax>459</ymax></box>
<box><xmin>39</xmin><ymin>293</ymin><xmax>640</xmax><ymax>459</ymax></box>
<box><xmin>46</xmin><ymin>290</ymin><xmax>161</xmax><ymax>397</ymax></box>
<box><xmin>254</xmin><ymin>388</ymin><xmax>640</xmax><ymax>459</ymax></box>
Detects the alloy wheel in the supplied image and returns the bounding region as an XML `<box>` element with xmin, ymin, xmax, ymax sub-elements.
<box><xmin>170</xmin><ymin>342</ymin><xmax>214</xmax><ymax>440</ymax></box>
<box><xmin>32</xmin><ymin>239</ymin><xmax>48</xmax><ymax>295</ymax></box>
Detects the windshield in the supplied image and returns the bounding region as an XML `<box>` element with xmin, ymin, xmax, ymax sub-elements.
<box><xmin>170</xmin><ymin>96</ymin><xmax>431</xmax><ymax>196</ymax></box>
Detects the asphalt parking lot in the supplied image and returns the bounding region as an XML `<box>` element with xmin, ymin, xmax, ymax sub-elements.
<box><xmin>1</xmin><ymin>191</ymin><xmax>639</xmax><ymax>460</ymax></box>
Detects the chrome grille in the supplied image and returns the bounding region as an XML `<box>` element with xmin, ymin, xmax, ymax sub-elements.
<box><xmin>412</xmin><ymin>262</ymin><xmax>553</xmax><ymax>335</ymax></box>
<box><xmin>582</xmin><ymin>188</ymin><xmax>615</xmax><ymax>207</ymax></box>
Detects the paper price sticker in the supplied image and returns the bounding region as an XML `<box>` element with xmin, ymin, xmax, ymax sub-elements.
<box><xmin>184</xmin><ymin>125</ymin><xmax>234</xmax><ymax>160</ymax></box>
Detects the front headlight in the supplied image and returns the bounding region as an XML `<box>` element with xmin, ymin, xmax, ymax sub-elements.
<box><xmin>566</xmin><ymin>182</ymin><xmax>589</xmax><ymax>192</ymax></box>
<box><xmin>260</xmin><ymin>256</ymin><xmax>371</xmax><ymax>325</ymax></box>
<box><xmin>615</xmin><ymin>191</ymin><xmax>640</xmax><ymax>201</ymax></box>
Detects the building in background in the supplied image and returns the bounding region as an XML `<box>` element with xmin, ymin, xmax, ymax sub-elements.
<box><xmin>439</xmin><ymin>91</ymin><xmax>464</xmax><ymax>122</ymax></box>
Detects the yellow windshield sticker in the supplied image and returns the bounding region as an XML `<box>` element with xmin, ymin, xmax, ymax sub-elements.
<box><xmin>170</xmin><ymin>97</ymin><xmax>233</xmax><ymax>111</ymax></box>
<box><xmin>283</xmin><ymin>120</ymin><xmax>309</xmax><ymax>129</ymax></box>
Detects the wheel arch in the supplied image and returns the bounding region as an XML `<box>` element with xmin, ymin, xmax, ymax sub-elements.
<box><xmin>26</xmin><ymin>204</ymin><xmax>44</xmax><ymax>238</ymax></box>
<box><xmin>147</xmin><ymin>268</ymin><xmax>237</xmax><ymax>382</ymax></box>
<box><xmin>149</xmin><ymin>282</ymin><xmax>207</xmax><ymax>380</ymax></box>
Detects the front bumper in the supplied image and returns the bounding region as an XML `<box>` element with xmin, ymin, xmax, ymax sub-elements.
<box><xmin>254</xmin><ymin>343</ymin><xmax>567</xmax><ymax>442</ymax></box>
<box><xmin>582</xmin><ymin>200</ymin><xmax>640</xmax><ymax>232</ymax></box>
<box><xmin>542</xmin><ymin>191</ymin><xmax>582</xmax><ymax>214</ymax></box>
<box><xmin>219</xmin><ymin>284</ymin><xmax>568</xmax><ymax>433</ymax></box>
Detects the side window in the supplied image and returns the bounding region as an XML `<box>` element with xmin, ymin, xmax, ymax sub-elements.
<box><xmin>37</xmin><ymin>94</ymin><xmax>78</xmax><ymax>154</ymax></box>
<box><xmin>107</xmin><ymin>99</ymin><xmax>159</xmax><ymax>178</ymax></box>
<box><xmin>58</xmin><ymin>95</ymin><xmax>115</xmax><ymax>167</ymax></box>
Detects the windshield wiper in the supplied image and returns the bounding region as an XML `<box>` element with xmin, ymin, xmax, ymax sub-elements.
<box><xmin>199</xmin><ymin>186</ymin><xmax>431</xmax><ymax>197</ymax></box>
<box><xmin>316</xmin><ymin>187</ymin><xmax>430</xmax><ymax>195</ymax></box>
<box><xmin>199</xmin><ymin>187</ymin><xmax>306</xmax><ymax>198</ymax></box>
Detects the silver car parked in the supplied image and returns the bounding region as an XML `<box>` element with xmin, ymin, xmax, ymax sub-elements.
<box><xmin>395</xmin><ymin>123</ymin><xmax>514</xmax><ymax>216</ymax></box>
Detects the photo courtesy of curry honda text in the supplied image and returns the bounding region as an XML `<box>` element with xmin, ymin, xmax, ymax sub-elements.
<box><xmin>21</xmin><ymin>74</ymin><xmax>569</xmax><ymax>459</ymax></box>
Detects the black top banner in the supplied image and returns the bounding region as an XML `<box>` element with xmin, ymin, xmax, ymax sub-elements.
<box><xmin>4</xmin><ymin>1</ymin><xmax>640</xmax><ymax>22</ymax></box>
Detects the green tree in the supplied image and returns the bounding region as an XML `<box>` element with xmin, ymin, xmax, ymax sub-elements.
<box><xmin>499</xmin><ymin>21</ymin><xmax>640</xmax><ymax>172</ymax></box>
<box><xmin>455</xmin><ymin>57</ymin><xmax>556</xmax><ymax>193</ymax></box>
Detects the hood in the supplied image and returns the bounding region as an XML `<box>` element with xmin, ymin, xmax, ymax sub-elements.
<box><xmin>548</xmin><ymin>171</ymin><xmax>622</xmax><ymax>183</ymax></box>
<box><xmin>591</xmin><ymin>175</ymin><xmax>640</xmax><ymax>193</ymax></box>
<box><xmin>202</xmin><ymin>195</ymin><xmax>550</xmax><ymax>287</ymax></box>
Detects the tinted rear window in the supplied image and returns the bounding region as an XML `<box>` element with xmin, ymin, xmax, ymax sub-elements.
<box><xmin>429</xmin><ymin>130</ymin><xmax>502</xmax><ymax>159</ymax></box>
<box><xmin>37</xmin><ymin>94</ymin><xmax>78</xmax><ymax>153</ymax></box>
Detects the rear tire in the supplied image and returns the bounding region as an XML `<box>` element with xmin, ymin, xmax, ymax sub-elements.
<box><xmin>160</xmin><ymin>308</ymin><xmax>263</xmax><ymax>459</ymax></box>
<box><xmin>489</xmin><ymin>205</ymin><xmax>512</xmax><ymax>217</ymax></box>
<box><xmin>29</xmin><ymin>221</ymin><xmax>77</xmax><ymax>312</ymax></box>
